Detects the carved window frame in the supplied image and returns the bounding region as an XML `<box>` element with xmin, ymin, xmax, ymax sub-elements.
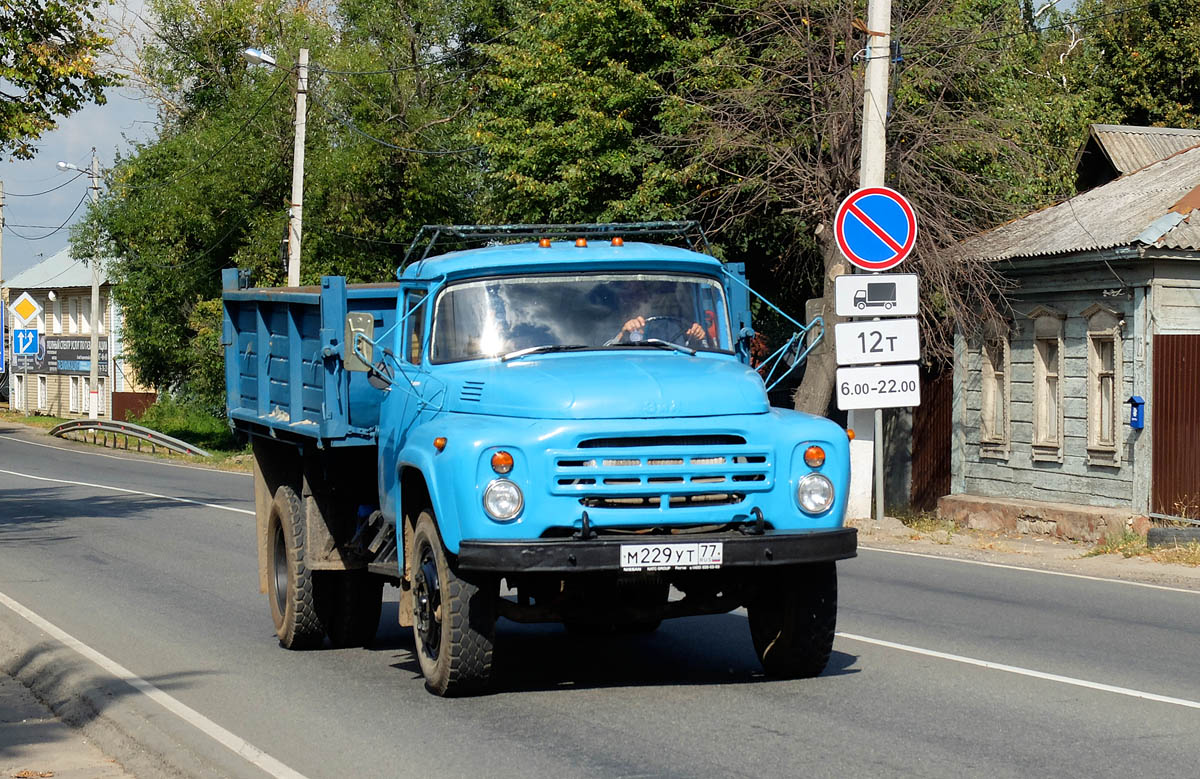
<box><xmin>979</xmin><ymin>326</ymin><xmax>1011</xmax><ymax>460</ymax></box>
<box><xmin>1083</xmin><ymin>303</ymin><xmax>1123</xmax><ymax>467</ymax></box>
<box><xmin>1029</xmin><ymin>306</ymin><xmax>1065</xmax><ymax>462</ymax></box>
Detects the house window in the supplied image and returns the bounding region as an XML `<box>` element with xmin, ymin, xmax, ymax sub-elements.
<box><xmin>81</xmin><ymin>299</ymin><xmax>91</xmax><ymax>334</ymax></box>
<box><xmin>68</xmin><ymin>297</ymin><xmax>78</xmax><ymax>334</ymax></box>
<box><xmin>1030</xmin><ymin>307</ymin><xmax>1065</xmax><ymax>461</ymax></box>
<box><xmin>12</xmin><ymin>375</ymin><xmax>24</xmax><ymax>411</ymax></box>
<box><xmin>70</xmin><ymin>376</ymin><xmax>80</xmax><ymax>413</ymax></box>
<box><xmin>52</xmin><ymin>297</ymin><xmax>62</xmax><ymax>333</ymax></box>
<box><xmin>37</xmin><ymin>376</ymin><xmax>47</xmax><ymax>410</ymax></box>
<box><xmin>979</xmin><ymin>334</ymin><xmax>1010</xmax><ymax>459</ymax></box>
<box><xmin>1083</xmin><ymin>304</ymin><xmax>1123</xmax><ymax>466</ymax></box>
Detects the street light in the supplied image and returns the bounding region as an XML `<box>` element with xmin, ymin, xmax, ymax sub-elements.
<box><xmin>243</xmin><ymin>45</ymin><xmax>307</xmax><ymax>287</ymax></box>
<box><xmin>56</xmin><ymin>153</ymin><xmax>103</xmax><ymax>419</ymax></box>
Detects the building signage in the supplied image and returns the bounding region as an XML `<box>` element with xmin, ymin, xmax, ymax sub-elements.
<box><xmin>10</xmin><ymin>336</ymin><xmax>109</xmax><ymax>376</ymax></box>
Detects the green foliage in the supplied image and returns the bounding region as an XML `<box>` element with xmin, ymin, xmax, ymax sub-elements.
<box><xmin>0</xmin><ymin>0</ymin><xmax>117</xmax><ymax>158</ymax></box>
<box><xmin>133</xmin><ymin>393</ymin><xmax>243</xmax><ymax>453</ymax></box>
<box><xmin>474</xmin><ymin>0</ymin><xmax>719</xmax><ymax>223</ymax></box>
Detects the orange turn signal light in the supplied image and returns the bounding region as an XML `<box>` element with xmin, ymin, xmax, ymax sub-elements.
<box><xmin>434</xmin><ymin>437</ymin><xmax>448</xmax><ymax>452</ymax></box>
<box><xmin>846</xmin><ymin>428</ymin><xmax>856</xmax><ymax>441</ymax></box>
<box><xmin>491</xmin><ymin>450</ymin><xmax>514</xmax><ymax>474</ymax></box>
<box><xmin>611</xmin><ymin>236</ymin><xmax>624</xmax><ymax>247</ymax></box>
<box><xmin>538</xmin><ymin>237</ymin><xmax>551</xmax><ymax>248</ymax></box>
<box><xmin>575</xmin><ymin>237</ymin><xmax>588</xmax><ymax>247</ymax></box>
<box><xmin>804</xmin><ymin>445</ymin><xmax>826</xmax><ymax>467</ymax></box>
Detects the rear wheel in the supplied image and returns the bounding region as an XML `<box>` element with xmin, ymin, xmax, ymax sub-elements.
<box><xmin>267</xmin><ymin>485</ymin><xmax>326</xmax><ymax>649</ymax></box>
<box><xmin>747</xmin><ymin>562</ymin><xmax>837</xmax><ymax>678</ymax></box>
<box><xmin>411</xmin><ymin>510</ymin><xmax>496</xmax><ymax>696</ymax></box>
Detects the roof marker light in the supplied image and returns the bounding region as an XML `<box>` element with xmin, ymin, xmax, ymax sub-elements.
<box><xmin>575</xmin><ymin>238</ymin><xmax>588</xmax><ymax>247</ymax></box>
<box><xmin>538</xmin><ymin>238</ymin><xmax>551</xmax><ymax>248</ymax></box>
<box><xmin>611</xmin><ymin>237</ymin><xmax>624</xmax><ymax>247</ymax></box>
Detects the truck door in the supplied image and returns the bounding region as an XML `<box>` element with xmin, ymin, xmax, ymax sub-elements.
<box><xmin>725</xmin><ymin>262</ymin><xmax>753</xmax><ymax>365</ymax></box>
<box><xmin>378</xmin><ymin>287</ymin><xmax>430</xmax><ymax>523</ymax></box>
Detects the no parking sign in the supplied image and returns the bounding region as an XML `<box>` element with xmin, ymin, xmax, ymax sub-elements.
<box><xmin>835</xmin><ymin>187</ymin><xmax>918</xmax><ymax>271</ymax></box>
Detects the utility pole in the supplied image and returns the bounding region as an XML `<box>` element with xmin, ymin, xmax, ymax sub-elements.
<box><xmin>287</xmin><ymin>48</ymin><xmax>309</xmax><ymax>287</ymax></box>
<box><xmin>87</xmin><ymin>149</ymin><xmax>101</xmax><ymax>419</ymax></box>
<box><xmin>850</xmin><ymin>0</ymin><xmax>893</xmax><ymax>523</ymax></box>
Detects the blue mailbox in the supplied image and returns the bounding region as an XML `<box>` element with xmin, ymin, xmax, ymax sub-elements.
<box><xmin>1127</xmin><ymin>396</ymin><xmax>1145</xmax><ymax>429</ymax></box>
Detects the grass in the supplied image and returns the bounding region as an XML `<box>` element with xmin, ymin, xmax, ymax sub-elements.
<box><xmin>1086</xmin><ymin>529</ymin><xmax>1200</xmax><ymax>567</ymax></box>
<box><xmin>891</xmin><ymin>508</ymin><xmax>958</xmax><ymax>543</ymax></box>
<box><xmin>0</xmin><ymin>409</ymin><xmax>73</xmax><ymax>430</ymax></box>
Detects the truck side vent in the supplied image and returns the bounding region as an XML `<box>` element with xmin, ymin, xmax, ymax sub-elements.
<box><xmin>579</xmin><ymin>434</ymin><xmax>745</xmax><ymax>448</ymax></box>
<box><xmin>460</xmin><ymin>380</ymin><xmax>485</xmax><ymax>402</ymax></box>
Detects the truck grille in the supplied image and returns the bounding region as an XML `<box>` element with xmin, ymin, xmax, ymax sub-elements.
<box><xmin>551</xmin><ymin>436</ymin><xmax>773</xmax><ymax>509</ymax></box>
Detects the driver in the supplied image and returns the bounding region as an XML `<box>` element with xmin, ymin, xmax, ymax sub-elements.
<box><xmin>609</xmin><ymin>281</ymin><xmax>707</xmax><ymax>346</ymax></box>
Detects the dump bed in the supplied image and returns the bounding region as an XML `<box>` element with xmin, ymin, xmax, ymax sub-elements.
<box><xmin>221</xmin><ymin>270</ymin><xmax>400</xmax><ymax>445</ymax></box>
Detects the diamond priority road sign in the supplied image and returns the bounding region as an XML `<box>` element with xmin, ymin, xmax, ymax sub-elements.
<box><xmin>834</xmin><ymin>187</ymin><xmax>918</xmax><ymax>272</ymax></box>
<box><xmin>8</xmin><ymin>291</ymin><xmax>42</xmax><ymax>326</ymax></box>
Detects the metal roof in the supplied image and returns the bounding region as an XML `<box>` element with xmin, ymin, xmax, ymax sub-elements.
<box><xmin>4</xmin><ymin>246</ymin><xmax>110</xmax><ymax>290</ymax></box>
<box><xmin>1088</xmin><ymin>124</ymin><xmax>1200</xmax><ymax>175</ymax></box>
<box><xmin>964</xmin><ymin>144</ymin><xmax>1200</xmax><ymax>261</ymax></box>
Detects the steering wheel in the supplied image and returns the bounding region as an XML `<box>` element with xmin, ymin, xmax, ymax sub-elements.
<box><xmin>642</xmin><ymin>315</ymin><xmax>690</xmax><ymax>344</ymax></box>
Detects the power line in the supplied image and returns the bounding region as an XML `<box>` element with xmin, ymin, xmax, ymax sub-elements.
<box><xmin>4</xmin><ymin>190</ymin><xmax>90</xmax><ymax>241</ymax></box>
<box><xmin>111</xmin><ymin>70</ymin><xmax>293</xmax><ymax>193</ymax></box>
<box><xmin>4</xmin><ymin>171</ymin><xmax>86</xmax><ymax>197</ymax></box>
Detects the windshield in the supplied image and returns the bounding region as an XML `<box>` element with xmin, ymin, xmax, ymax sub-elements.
<box><xmin>430</xmin><ymin>273</ymin><xmax>732</xmax><ymax>363</ymax></box>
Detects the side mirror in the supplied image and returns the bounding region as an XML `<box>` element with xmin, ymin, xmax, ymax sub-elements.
<box><xmin>344</xmin><ymin>312</ymin><xmax>374</xmax><ymax>372</ymax></box>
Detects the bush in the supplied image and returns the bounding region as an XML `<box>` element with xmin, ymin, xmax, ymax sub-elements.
<box><xmin>133</xmin><ymin>394</ymin><xmax>242</xmax><ymax>453</ymax></box>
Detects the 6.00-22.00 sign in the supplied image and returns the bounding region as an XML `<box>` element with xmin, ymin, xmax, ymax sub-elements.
<box><xmin>835</xmin><ymin>364</ymin><xmax>921</xmax><ymax>410</ymax></box>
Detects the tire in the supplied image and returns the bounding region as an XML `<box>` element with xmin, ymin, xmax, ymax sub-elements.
<box><xmin>747</xmin><ymin>562</ymin><xmax>837</xmax><ymax>678</ymax></box>
<box><xmin>411</xmin><ymin>510</ymin><xmax>496</xmax><ymax>696</ymax></box>
<box><xmin>322</xmin><ymin>571</ymin><xmax>384</xmax><ymax>649</ymax></box>
<box><xmin>1147</xmin><ymin>526</ymin><xmax>1200</xmax><ymax>547</ymax></box>
<box><xmin>267</xmin><ymin>485</ymin><xmax>326</xmax><ymax>650</ymax></box>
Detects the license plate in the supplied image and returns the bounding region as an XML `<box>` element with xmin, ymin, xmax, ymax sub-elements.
<box><xmin>619</xmin><ymin>542</ymin><xmax>723</xmax><ymax>571</ymax></box>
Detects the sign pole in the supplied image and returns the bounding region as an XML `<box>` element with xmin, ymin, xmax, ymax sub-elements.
<box><xmin>856</xmin><ymin>0</ymin><xmax>892</xmax><ymax>524</ymax></box>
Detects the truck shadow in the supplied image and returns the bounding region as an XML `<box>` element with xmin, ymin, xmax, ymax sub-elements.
<box><xmin>373</xmin><ymin>602</ymin><xmax>859</xmax><ymax>693</ymax></box>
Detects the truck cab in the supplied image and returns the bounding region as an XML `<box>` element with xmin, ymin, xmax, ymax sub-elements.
<box><xmin>224</xmin><ymin>223</ymin><xmax>856</xmax><ymax>695</ymax></box>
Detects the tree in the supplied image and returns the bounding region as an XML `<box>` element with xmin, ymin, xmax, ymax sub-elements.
<box><xmin>671</xmin><ymin>0</ymin><xmax>1072</xmax><ymax>414</ymax></box>
<box><xmin>78</xmin><ymin>0</ymin><xmax>495</xmax><ymax>406</ymax></box>
<box><xmin>0</xmin><ymin>0</ymin><xmax>117</xmax><ymax>158</ymax></box>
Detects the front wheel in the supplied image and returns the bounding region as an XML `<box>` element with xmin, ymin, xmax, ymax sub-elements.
<box><xmin>411</xmin><ymin>510</ymin><xmax>497</xmax><ymax>696</ymax></box>
<box><xmin>747</xmin><ymin>562</ymin><xmax>838</xmax><ymax>678</ymax></box>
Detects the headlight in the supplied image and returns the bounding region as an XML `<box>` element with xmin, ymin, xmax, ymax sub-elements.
<box><xmin>483</xmin><ymin>479</ymin><xmax>523</xmax><ymax>520</ymax></box>
<box><xmin>797</xmin><ymin>473</ymin><xmax>834</xmax><ymax>514</ymax></box>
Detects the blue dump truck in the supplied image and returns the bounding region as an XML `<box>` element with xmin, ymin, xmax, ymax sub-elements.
<box><xmin>222</xmin><ymin>223</ymin><xmax>856</xmax><ymax>695</ymax></box>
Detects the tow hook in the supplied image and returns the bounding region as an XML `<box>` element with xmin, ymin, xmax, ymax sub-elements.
<box><xmin>573</xmin><ymin>511</ymin><xmax>596</xmax><ymax>540</ymax></box>
<box><xmin>739</xmin><ymin>507</ymin><xmax>767</xmax><ymax>536</ymax></box>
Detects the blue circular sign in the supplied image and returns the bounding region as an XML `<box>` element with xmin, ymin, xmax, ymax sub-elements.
<box><xmin>835</xmin><ymin>187</ymin><xmax>918</xmax><ymax>271</ymax></box>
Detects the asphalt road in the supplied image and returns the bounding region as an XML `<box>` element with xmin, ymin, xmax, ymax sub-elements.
<box><xmin>1</xmin><ymin>423</ymin><xmax>1198</xmax><ymax>778</ymax></box>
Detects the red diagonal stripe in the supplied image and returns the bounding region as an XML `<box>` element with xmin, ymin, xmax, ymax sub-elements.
<box><xmin>847</xmin><ymin>202</ymin><xmax>904</xmax><ymax>254</ymax></box>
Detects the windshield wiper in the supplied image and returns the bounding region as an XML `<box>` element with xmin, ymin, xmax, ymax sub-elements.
<box><xmin>621</xmin><ymin>339</ymin><xmax>697</xmax><ymax>356</ymax></box>
<box><xmin>500</xmin><ymin>344</ymin><xmax>590</xmax><ymax>362</ymax></box>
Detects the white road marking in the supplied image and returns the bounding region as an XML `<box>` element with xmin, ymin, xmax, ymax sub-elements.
<box><xmin>0</xmin><ymin>589</ymin><xmax>307</xmax><ymax>778</ymax></box>
<box><xmin>859</xmin><ymin>545</ymin><xmax>1200</xmax><ymax>595</ymax></box>
<box><xmin>0</xmin><ymin>433</ymin><xmax>251</xmax><ymax>476</ymax></box>
<box><xmin>837</xmin><ymin>632</ymin><xmax>1200</xmax><ymax>710</ymax></box>
<box><xmin>0</xmin><ymin>468</ymin><xmax>254</xmax><ymax>516</ymax></box>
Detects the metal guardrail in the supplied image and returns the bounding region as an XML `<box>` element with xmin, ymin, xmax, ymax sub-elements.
<box><xmin>48</xmin><ymin>419</ymin><xmax>212</xmax><ymax>458</ymax></box>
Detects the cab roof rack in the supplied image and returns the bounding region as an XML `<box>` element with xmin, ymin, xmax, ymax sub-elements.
<box><xmin>401</xmin><ymin>221</ymin><xmax>713</xmax><ymax>269</ymax></box>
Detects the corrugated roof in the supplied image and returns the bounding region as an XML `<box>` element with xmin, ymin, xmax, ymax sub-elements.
<box><xmin>1089</xmin><ymin>124</ymin><xmax>1200</xmax><ymax>175</ymax></box>
<box><xmin>4</xmin><ymin>246</ymin><xmax>110</xmax><ymax>290</ymax></box>
<box><xmin>965</xmin><ymin>145</ymin><xmax>1200</xmax><ymax>261</ymax></box>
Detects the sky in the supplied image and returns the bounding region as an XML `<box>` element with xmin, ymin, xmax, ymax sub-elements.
<box><xmin>1</xmin><ymin>1</ymin><xmax>158</xmax><ymax>287</ymax></box>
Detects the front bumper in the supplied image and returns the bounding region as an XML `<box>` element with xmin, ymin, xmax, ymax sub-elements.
<box><xmin>456</xmin><ymin>527</ymin><xmax>857</xmax><ymax>574</ymax></box>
